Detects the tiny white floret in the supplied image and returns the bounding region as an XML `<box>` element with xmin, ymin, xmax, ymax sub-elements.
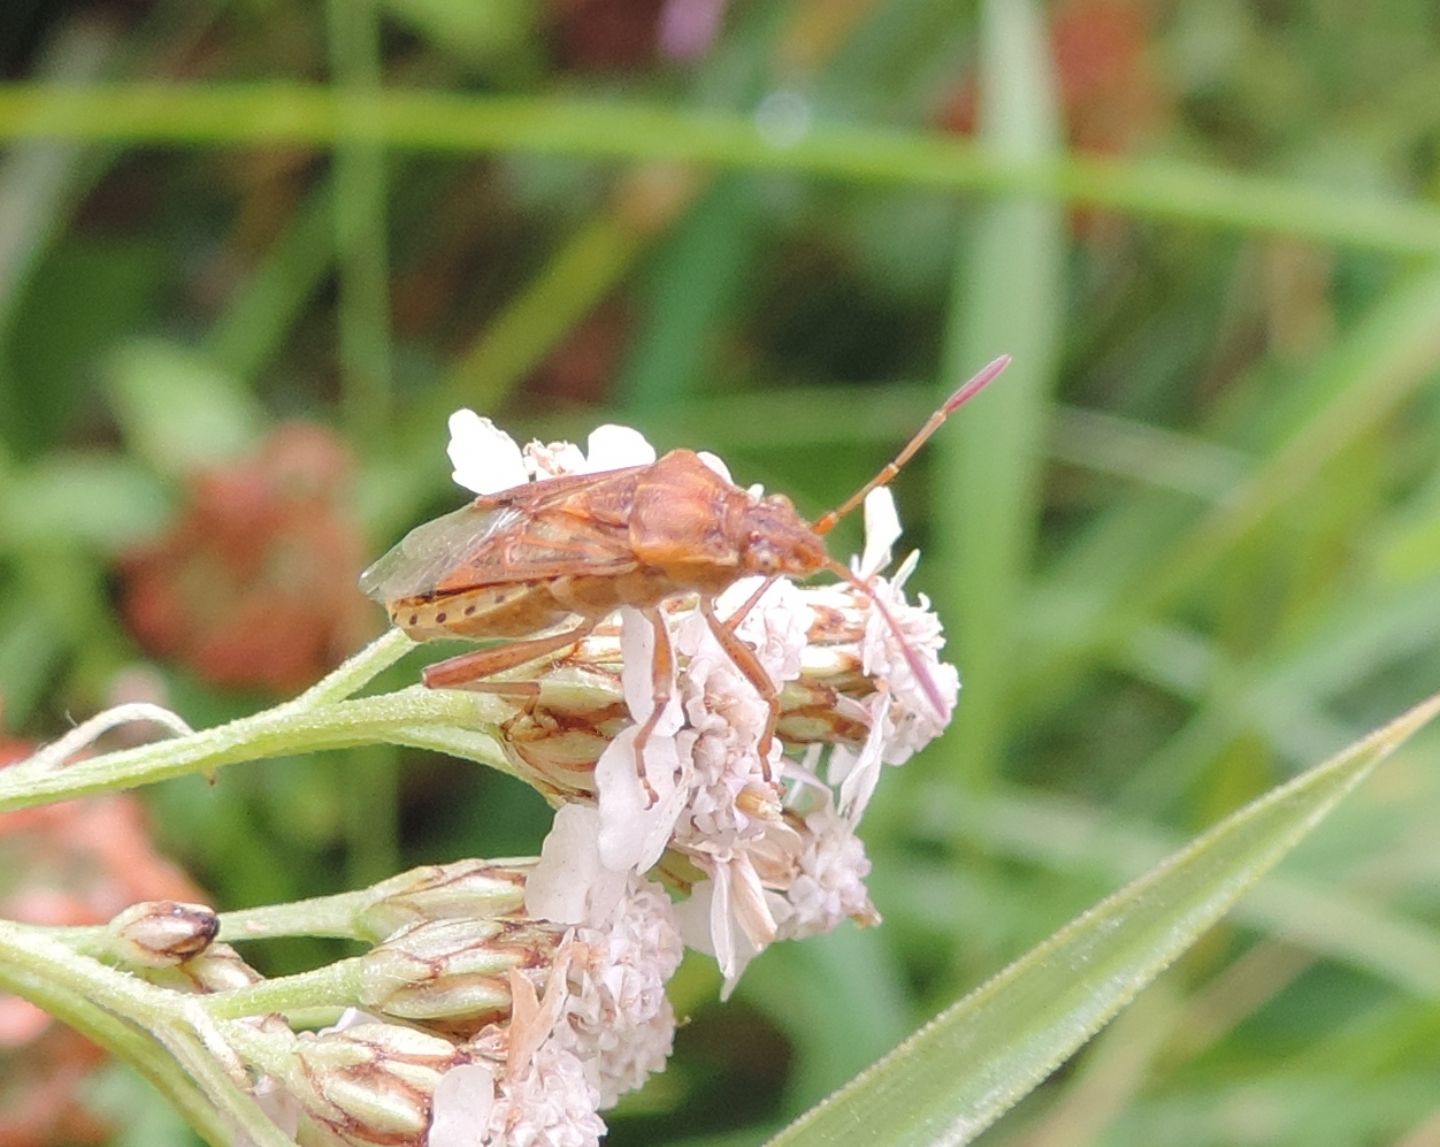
<box><xmin>583</xmin><ymin>425</ymin><xmax>656</xmax><ymax>473</ymax></box>
<box><xmin>447</xmin><ymin>410</ymin><xmax>528</xmax><ymax>495</ymax></box>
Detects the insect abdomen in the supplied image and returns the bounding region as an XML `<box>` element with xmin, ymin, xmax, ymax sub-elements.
<box><xmin>548</xmin><ymin>568</ymin><xmax>676</xmax><ymax>615</ymax></box>
<box><xmin>390</xmin><ymin>584</ymin><xmax>571</xmax><ymax>641</ymax></box>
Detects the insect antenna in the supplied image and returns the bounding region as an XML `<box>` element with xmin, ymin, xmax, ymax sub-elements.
<box><xmin>811</xmin><ymin>354</ymin><xmax>1010</xmax><ymax>537</ymax></box>
<box><xmin>825</xmin><ymin>557</ymin><xmax>952</xmax><ymax>722</ymax></box>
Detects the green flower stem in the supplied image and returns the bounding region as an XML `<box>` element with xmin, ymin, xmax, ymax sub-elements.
<box><xmin>220</xmin><ymin>886</ymin><xmax>376</xmax><ymax>942</ymax></box>
<box><xmin>0</xmin><ymin>957</ymin><xmax>219</xmax><ymax>1131</ymax></box>
<box><xmin>0</xmin><ymin>919</ymin><xmax>294</xmax><ymax>1147</ymax></box>
<box><xmin>53</xmin><ymin>851</ymin><xmax>535</xmax><ymax>954</ymax></box>
<box><xmin>0</xmin><ymin>629</ymin><xmax>418</xmax><ymax>809</ymax></box>
<box><xmin>202</xmin><ymin>957</ymin><xmax>365</xmax><ymax>1020</ymax></box>
<box><xmin>2</xmin><ymin>85</ymin><xmax>1440</xmax><ymax>256</ymax></box>
<box><xmin>149</xmin><ymin>1023</ymin><xmax>297</xmax><ymax>1147</ymax></box>
<box><xmin>275</xmin><ymin>1005</ymin><xmax>350</xmax><ymax>1030</ymax></box>
<box><xmin>290</xmin><ymin>626</ymin><xmax>415</xmax><ymax>708</ymax></box>
<box><xmin>385</xmin><ymin>723</ymin><xmax>532</xmax><ymax>785</ymax></box>
<box><xmin>0</xmin><ymin>682</ymin><xmax>515</xmax><ymax>811</ymax></box>
<box><xmin>221</xmin><ymin>1018</ymin><xmax>309</xmax><ymax>1085</ymax></box>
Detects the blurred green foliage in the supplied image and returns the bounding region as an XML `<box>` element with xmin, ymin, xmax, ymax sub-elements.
<box><xmin>3</xmin><ymin>1</ymin><xmax>1440</xmax><ymax>1144</ymax></box>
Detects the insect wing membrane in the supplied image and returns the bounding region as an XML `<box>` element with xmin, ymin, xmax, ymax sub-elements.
<box><xmin>359</xmin><ymin>502</ymin><xmax>523</xmax><ymax>603</ymax></box>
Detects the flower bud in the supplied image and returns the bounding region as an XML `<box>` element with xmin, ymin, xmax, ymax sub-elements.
<box><xmin>105</xmin><ymin>900</ymin><xmax>218</xmax><ymax>968</ymax></box>
<box><xmin>490</xmin><ymin>619</ymin><xmax>880</xmax><ymax>793</ymax></box>
<box><xmin>355</xmin><ymin>860</ymin><xmax>532</xmax><ymax>943</ymax></box>
<box><xmin>284</xmin><ymin>1022</ymin><xmax>464</xmax><ymax>1146</ymax></box>
<box><xmin>774</xmin><ymin>678</ymin><xmax>869</xmax><ymax>745</ymax></box>
<box><xmin>178</xmin><ymin>941</ymin><xmax>264</xmax><ymax>993</ymax></box>
<box><xmin>499</xmin><ymin>682</ymin><xmax>627</xmax><ymax>802</ymax></box>
<box><xmin>355</xmin><ymin>917</ymin><xmax>565</xmax><ymax>1036</ymax></box>
<box><xmin>793</xmin><ymin>610</ymin><xmax>877</xmax><ymax>710</ymax></box>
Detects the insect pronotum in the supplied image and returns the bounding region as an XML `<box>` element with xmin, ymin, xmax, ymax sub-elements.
<box><xmin>361</xmin><ymin>356</ymin><xmax>1009</xmax><ymax>781</ymax></box>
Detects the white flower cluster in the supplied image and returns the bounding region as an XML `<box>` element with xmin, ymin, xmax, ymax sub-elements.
<box><xmin>448</xmin><ymin>411</ymin><xmax>955</xmax><ymax>982</ymax></box>
<box><xmin>251</xmin><ymin>865</ymin><xmax>682</xmax><ymax>1147</ymax></box>
<box><xmin>427</xmin><ymin>874</ymin><xmax>679</xmax><ymax>1146</ymax></box>
<box><xmin>419</xmin><ymin>410</ymin><xmax>958</xmax><ymax>1143</ymax></box>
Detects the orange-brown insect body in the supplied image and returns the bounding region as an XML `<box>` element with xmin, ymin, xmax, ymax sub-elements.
<box><xmin>363</xmin><ymin>449</ymin><xmax>827</xmax><ymax>650</ymax></box>
<box><xmin>362</xmin><ymin>356</ymin><xmax>1008</xmax><ymax>725</ymax></box>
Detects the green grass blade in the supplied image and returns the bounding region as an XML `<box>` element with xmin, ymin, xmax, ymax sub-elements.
<box><xmin>326</xmin><ymin>0</ymin><xmax>392</xmax><ymax>449</ymax></box>
<box><xmin>935</xmin><ymin>0</ymin><xmax>1064</xmax><ymax>793</ymax></box>
<box><xmin>616</xmin><ymin>175</ymin><xmax>757</xmax><ymax>411</ymax></box>
<box><xmin>4</xmin><ymin>86</ymin><xmax>1440</xmax><ymax>255</ymax></box>
<box><xmin>427</xmin><ymin>172</ymin><xmax>697</xmax><ymax>423</ymax></box>
<box><xmin>765</xmin><ymin>690</ymin><xmax>1440</xmax><ymax>1147</ymax></box>
<box><xmin>0</xmin><ymin>23</ymin><xmax>113</xmax><ymax>356</ymax></box>
<box><xmin>1028</xmin><ymin>264</ymin><xmax>1440</xmax><ymax>704</ymax></box>
<box><xmin>204</xmin><ymin>179</ymin><xmax>336</xmax><ymax>383</ymax></box>
<box><xmin>958</xmin><ymin>784</ymin><xmax>1440</xmax><ymax>999</ymax></box>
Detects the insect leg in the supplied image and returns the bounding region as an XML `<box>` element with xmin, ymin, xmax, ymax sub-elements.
<box><xmin>720</xmin><ymin>575</ymin><xmax>779</xmax><ymax>635</ymax></box>
<box><xmin>631</xmin><ymin>606</ymin><xmax>676</xmax><ymax>807</ymax></box>
<box><xmin>700</xmin><ymin>596</ymin><xmax>780</xmax><ymax>784</ymax></box>
<box><xmin>422</xmin><ymin>618</ymin><xmax>596</xmax><ymax>690</ymax></box>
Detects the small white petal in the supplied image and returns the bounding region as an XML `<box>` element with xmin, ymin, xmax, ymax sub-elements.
<box><xmin>323</xmin><ymin>1007</ymin><xmax>370</xmax><ymax>1034</ymax></box>
<box><xmin>447</xmin><ymin>410</ymin><xmax>529</xmax><ymax>495</ymax></box>
<box><xmin>778</xmin><ymin>802</ymin><xmax>876</xmax><ymax>941</ymax></box>
<box><xmin>250</xmin><ymin>1077</ymin><xmax>301</xmax><ymax>1140</ymax></box>
<box><xmin>715</xmin><ymin>576</ymin><xmax>812</xmax><ymax>684</ymax></box>
<box><xmin>595</xmin><ymin>727</ymin><xmax>688</xmax><ymax>873</ymax></box>
<box><xmin>696</xmin><ymin>451</ymin><xmax>732</xmax><ymax>482</ymax></box>
<box><xmin>728</xmin><ymin>854</ymin><xmax>779</xmax><ymax>949</ymax></box>
<box><xmin>528</xmin><ymin>805</ymin><xmax>627</xmax><ymax>925</ymax></box>
<box><xmin>673</xmin><ymin>877</ymin><xmax>717</xmax><ymax>956</ymax></box>
<box><xmin>429</xmin><ymin>1063</ymin><xmax>496</xmax><ymax>1147</ymax></box>
<box><xmin>524</xmin><ymin>439</ymin><xmax>586</xmax><ymax>479</ymax></box>
<box><xmin>891</xmin><ymin>548</ymin><xmax>920</xmax><ymax>589</ymax></box>
<box><xmin>836</xmin><ymin>700</ymin><xmax>889</xmax><ymax>821</ymax></box>
<box><xmin>708</xmin><ymin>863</ymin><xmax>736</xmax><ymax>984</ymax></box>
<box><xmin>690</xmin><ymin>861</ymin><xmax>768</xmax><ymax>1000</ymax></box>
<box><xmin>858</xmin><ymin>488</ymin><xmax>902</xmax><ymax>579</ymax></box>
<box><xmin>583</xmin><ymin>425</ymin><xmax>656</xmax><ymax>473</ymax></box>
<box><xmin>850</xmin><ymin>567</ymin><xmax>959</xmax><ymax>763</ymax></box>
<box><xmin>557</xmin><ymin>876</ymin><xmax>682</xmax><ymax>1107</ymax></box>
<box><xmin>485</xmin><ymin>1041</ymin><xmax>604</xmax><ymax>1146</ymax></box>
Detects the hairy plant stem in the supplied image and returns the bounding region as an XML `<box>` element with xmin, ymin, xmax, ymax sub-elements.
<box><xmin>0</xmin><ymin>631</ymin><xmax>502</xmax><ymax>1143</ymax></box>
<box><xmin>219</xmin><ymin>885</ymin><xmax>378</xmax><ymax>941</ymax></box>
<box><xmin>0</xmin><ymin>631</ymin><xmax>518</xmax><ymax>812</ymax></box>
<box><xmin>203</xmin><ymin>958</ymin><xmax>365</xmax><ymax>1020</ymax></box>
<box><xmin>0</xmin><ymin>919</ymin><xmax>295</xmax><ymax>1147</ymax></box>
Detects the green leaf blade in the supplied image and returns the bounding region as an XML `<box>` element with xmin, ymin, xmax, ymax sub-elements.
<box><xmin>768</xmin><ymin>691</ymin><xmax>1440</xmax><ymax>1147</ymax></box>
